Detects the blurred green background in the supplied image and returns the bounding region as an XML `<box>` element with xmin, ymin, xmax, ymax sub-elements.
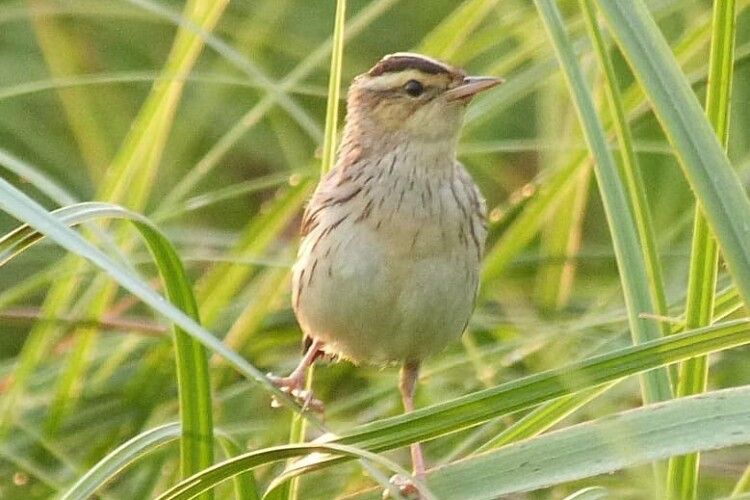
<box><xmin>0</xmin><ymin>0</ymin><xmax>749</xmax><ymax>498</ymax></box>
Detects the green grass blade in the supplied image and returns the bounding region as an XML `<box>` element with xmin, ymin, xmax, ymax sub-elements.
<box><xmin>533</xmin><ymin>0</ymin><xmax>672</xmax><ymax>404</ymax></box>
<box><xmin>0</xmin><ymin>202</ymin><xmax>214</xmax><ymax>489</ymax></box>
<box><xmin>61</xmin><ymin>422</ymin><xmax>181</xmax><ymax>500</ymax></box>
<box><xmin>99</xmin><ymin>0</ymin><xmax>229</xmax><ymax>207</ymax></box>
<box><xmin>215</xmin><ymin>432</ymin><xmax>260</xmax><ymax>500</ymax></box>
<box><xmin>0</xmin><ymin>147</ymin><xmax>77</xmax><ymax>205</ymax></box>
<box><xmin>733</xmin><ymin>467</ymin><xmax>750</xmax><ymax>496</ymax></box>
<box><xmin>421</xmin><ymin>386</ymin><xmax>750</xmax><ymax>499</ymax></box>
<box><xmin>169</xmin><ymin>321</ymin><xmax>750</xmax><ymax>499</ymax></box>
<box><xmin>122</xmin><ymin>0</ymin><xmax>321</xmax><ymax>142</ymax></box>
<box><xmin>285</xmin><ymin>2</ymin><xmax>346</xmax><ymax>497</ymax></box>
<box><xmin>320</xmin><ymin>0</ymin><xmax>347</xmax><ymax>175</ymax></box>
<box><xmin>594</xmin><ymin>0</ymin><xmax>750</xmax><ymax>310</ymax></box>
<box><xmin>482</xmin><ymin>153</ymin><xmax>583</xmax><ymax>283</ymax></box>
<box><xmin>580</xmin><ymin>0</ymin><xmax>668</xmax><ymax>330</ymax></box>
<box><xmin>329</xmin><ymin>319</ymin><xmax>750</xmax><ymax>454</ymax></box>
<box><xmin>563</xmin><ymin>487</ymin><xmax>609</xmax><ymax>500</ymax></box>
<box><xmin>154</xmin><ymin>442</ymin><xmax>423</xmax><ymax>500</ymax></box>
<box><xmin>480</xmin><ymin>3</ymin><xmax>741</xmax><ymax>283</ymax></box>
<box><xmin>0</xmin><ymin>180</ymin><xmax>321</xmax><ymax>425</ymax></box>
<box><xmin>668</xmin><ymin>1</ymin><xmax>737</xmax><ymax>497</ymax></box>
<box><xmin>0</xmin><ymin>0</ymin><xmax>230</xmax><ymax>456</ymax></box>
<box><xmin>195</xmin><ymin>180</ymin><xmax>313</xmax><ymax>327</ymax></box>
<box><xmin>475</xmin><ymin>384</ymin><xmax>613</xmax><ymax>452</ymax></box>
<box><xmin>28</xmin><ymin>0</ymin><xmax>112</xmax><ymax>183</ymax></box>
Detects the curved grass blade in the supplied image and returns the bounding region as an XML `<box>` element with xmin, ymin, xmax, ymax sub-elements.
<box><xmin>0</xmin><ymin>202</ymin><xmax>214</xmax><ymax>487</ymax></box>
<box><xmin>61</xmin><ymin>422</ymin><xmax>181</xmax><ymax>500</ymax></box>
<box><xmin>60</xmin><ymin>423</ymin><xmax>257</xmax><ymax>500</ymax></box>
<box><xmin>215</xmin><ymin>431</ymin><xmax>260</xmax><ymax>500</ymax></box>
<box><xmin>0</xmin><ymin>177</ymin><xmax>334</xmax><ymax>455</ymax></box>
<box><xmin>563</xmin><ymin>487</ymin><xmax>609</xmax><ymax>500</ymax></box>
<box><xmin>1</xmin><ymin>0</ymin><xmax>233</xmax><ymax>460</ymax></box>
<box><xmin>155</xmin><ymin>443</ymin><xmax>428</xmax><ymax>500</ymax></box>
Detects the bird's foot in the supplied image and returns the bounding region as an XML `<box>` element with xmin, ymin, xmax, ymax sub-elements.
<box><xmin>267</xmin><ymin>372</ymin><xmax>325</xmax><ymax>413</ymax></box>
<box><xmin>382</xmin><ymin>474</ymin><xmax>423</xmax><ymax>500</ymax></box>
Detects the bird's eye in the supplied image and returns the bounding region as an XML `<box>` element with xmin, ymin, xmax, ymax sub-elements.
<box><xmin>404</xmin><ymin>80</ymin><xmax>424</xmax><ymax>97</ymax></box>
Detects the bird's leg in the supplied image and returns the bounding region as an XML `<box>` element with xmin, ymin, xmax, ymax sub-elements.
<box><xmin>268</xmin><ymin>339</ymin><xmax>325</xmax><ymax>412</ymax></box>
<box><xmin>385</xmin><ymin>360</ymin><xmax>425</xmax><ymax>499</ymax></box>
<box><xmin>400</xmin><ymin>360</ymin><xmax>426</xmax><ymax>479</ymax></box>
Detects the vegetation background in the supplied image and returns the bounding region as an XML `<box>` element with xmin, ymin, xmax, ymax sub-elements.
<box><xmin>0</xmin><ymin>0</ymin><xmax>749</xmax><ymax>498</ymax></box>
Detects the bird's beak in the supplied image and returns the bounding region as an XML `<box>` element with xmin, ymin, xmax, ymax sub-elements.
<box><xmin>445</xmin><ymin>76</ymin><xmax>504</xmax><ymax>101</ymax></box>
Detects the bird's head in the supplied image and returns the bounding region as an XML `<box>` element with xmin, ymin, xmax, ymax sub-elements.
<box><xmin>346</xmin><ymin>53</ymin><xmax>503</xmax><ymax>144</ymax></box>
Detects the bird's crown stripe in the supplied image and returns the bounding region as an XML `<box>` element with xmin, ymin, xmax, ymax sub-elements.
<box><xmin>368</xmin><ymin>53</ymin><xmax>453</xmax><ymax>77</ymax></box>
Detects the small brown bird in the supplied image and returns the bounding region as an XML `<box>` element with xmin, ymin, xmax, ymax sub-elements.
<box><xmin>271</xmin><ymin>53</ymin><xmax>502</xmax><ymax>496</ymax></box>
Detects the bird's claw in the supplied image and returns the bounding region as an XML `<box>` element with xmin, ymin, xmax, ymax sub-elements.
<box><xmin>382</xmin><ymin>474</ymin><xmax>422</xmax><ymax>499</ymax></box>
<box><xmin>267</xmin><ymin>373</ymin><xmax>325</xmax><ymax>413</ymax></box>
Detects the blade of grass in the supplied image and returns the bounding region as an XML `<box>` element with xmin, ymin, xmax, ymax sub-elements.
<box><xmin>733</xmin><ymin>467</ymin><xmax>750</xmax><ymax>496</ymax></box>
<box><xmin>61</xmin><ymin>422</ymin><xmax>181</xmax><ymax>500</ymax></box>
<box><xmin>212</xmin><ymin>264</ymin><xmax>291</xmax><ymax>384</ymax></box>
<box><xmin>474</xmin><ymin>383</ymin><xmax>614</xmax><ymax>453</ymax></box>
<box><xmin>0</xmin><ymin>181</ymin><xmax>376</xmax><ymax>492</ymax></box>
<box><xmin>563</xmin><ymin>487</ymin><xmax>609</xmax><ymax>500</ymax></box>
<box><xmin>100</xmin><ymin>0</ymin><xmax>229</xmax><ymax>207</ymax></box>
<box><xmin>0</xmin><ymin>0</ymin><xmax>231</xmax><ymax>452</ymax></box>
<box><xmin>533</xmin><ymin>0</ymin><xmax>672</xmax><ymax>405</ymax></box>
<box><xmin>215</xmin><ymin>431</ymin><xmax>260</xmax><ymax>500</ymax></box>
<box><xmin>159</xmin><ymin>325</ymin><xmax>750</xmax><ymax>500</ymax></box>
<box><xmin>668</xmin><ymin>1</ymin><xmax>737</xmax><ymax>497</ymax></box>
<box><xmin>122</xmin><ymin>0</ymin><xmax>321</xmax><ymax>142</ymax></box>
<box><xmin>0</xmin><ymin>71</ymin><xmax>328</xmax><ymax>102</ymax></box>
<box><xmin>535</xmin><ymin>101</ymin><xmax>591</xmax><ymax>313</ymax></box>
<box><xmin>320</xmin><ymin>0</ymin><xmax>346</xmax><ymax>176</ymax></box>
<box><xmin>481</xmin><ymin>1</ymin><xmax>745</xmax><ymax>283</ymax></box>
<box><xmin>580</xmin><ymin>0</ymin><xmax>669</xmax><ymax>332</ymax></box>
<box><xmin>593</xmin><ymin>0</ymin><xmax>750</xmax><ymax>318</ymax></box>
<box><xmin>2</xmin><ymin>183</ymin><xmax>749</xmax><ymax>494</ymax></box>
<box><xmin>284</xmin><ymin>2</ymin><xmax>346</xmax><ymax>498</ymax></box>
<box><xmin>420</xmin><ymin>386</ymin><xmax>750</xmax><ymax>500</ymax></box>
<box><xmin>0</xmin><ymin>202</ymin><xmax>215</xmax><ymax>491</ymax></box>
<box><xmin>156</xmin><ymin>442</ymin><xmax>426</xmax><ymax>500</ymax></box>
<box><xmin>0</xmin><ymin>147</ymin><xmax>77</xmax><ymax>206</ymax></box>
<box><xmin>330</xmin><ymin>318</ymin><xmax>750</xmax><ymax>457</ymax></box>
